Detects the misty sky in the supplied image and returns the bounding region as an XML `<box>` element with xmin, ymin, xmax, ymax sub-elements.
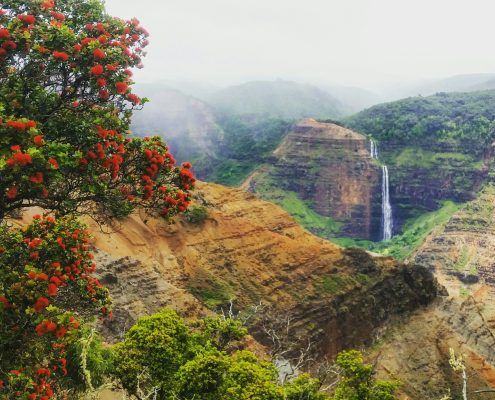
<box><xmin>104</xmin><ymin>0</ymin><xmax>495</xmax><ymax>89</ymax></box>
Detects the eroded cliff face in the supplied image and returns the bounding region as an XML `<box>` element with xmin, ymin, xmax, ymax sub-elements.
<box><xmin>370</xmin><ymin>186</ymin><xmax>495</xmax><ymax>399</ymax></box>
<box><xmin>245</xmin><ymin>119</ymin><xmax>382</xmax><ymax>240</ymax></box>
<box><xmin>85</xmin><ymin>182</ymin><xmax>438</xmax><ymax>359</ymax></box>
<box><xmin>379</xmin><ymin>142</ymin><xmax>493</xmax><ymax>232</ymax></box>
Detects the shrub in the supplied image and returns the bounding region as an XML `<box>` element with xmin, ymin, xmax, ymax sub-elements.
<box><xmin>185</xmin><ymin>205</ymin><xmax>209</xmax><ymax>224</ymax></box>
<box><xmin>112</xmin><ymin>308</ymin><xmax>330</xmax><ymax>400</ymax></box>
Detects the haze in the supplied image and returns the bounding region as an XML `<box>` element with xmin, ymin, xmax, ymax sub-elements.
<box><xmin>104</xmin><ymin>0</ymin><xmax>495</xmax><ymax>90</ymax></box>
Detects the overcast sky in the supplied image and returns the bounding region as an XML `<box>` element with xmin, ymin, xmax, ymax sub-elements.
<box><xmin>104</xmin><ymin>0</ymin><xmax>495</xmax><ymax>89</ymax></box>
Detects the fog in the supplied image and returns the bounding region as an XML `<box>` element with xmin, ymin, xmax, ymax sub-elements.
<box><xmin>104</xmin><ymin>0</ymin><xmax>495</xmax><ymax>90</ymax></box>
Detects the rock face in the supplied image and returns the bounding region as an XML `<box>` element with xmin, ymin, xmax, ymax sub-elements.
<box><xmin>246</xmin><ymin>119</ymin><xmax>383</xmax><ymax>240</ymax></box>
<box><xmin>412</xmin><ymin>185</ymin><xmax>495</xmax><ymax>285</ymax></box>
<box><xmin>379</xmin><ymin>141</ymin><xmax>492</xmax><ymax>233</ymax></box>
<box><xmin>94</xmin><ymin>251</ymin><xmax>210</xmax><ymax>342</ymax></box>
<box><xmin>371</xmin><ymin>186</ymin><xmax>495</xmax><ymax>398</ymax></box>
<box><xmin>88</xmin><ymin>182</ymin><xmax>439</xmax><ymax>359</ymax></box>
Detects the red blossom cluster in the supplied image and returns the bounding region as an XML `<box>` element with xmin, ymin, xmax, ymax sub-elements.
<box><xmin>0</xmin><ymin>1</ymin><xmax>195</xmax><ymax>398</ymax></box>
<box><xmin>0</xmin><ymin>215</ymin><xmax>110</xmax><ymax>398</ymax></box>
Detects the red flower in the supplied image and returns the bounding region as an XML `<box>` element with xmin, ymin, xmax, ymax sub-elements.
<box><xmin>0</xmin><ymin>28</ymin><xmax>10</xmax><ymax>39</ymax></box>
<box><xmin>97</xmin><ymin>78</ymin><xmax>107</xmax><ymax>87</ymax></box>
<box><xmin>127</xmin><ymin>93</ymin><xmax>141</xmax><ymax>105</ymax></box>
<box><xmin>26</xmin><ymin>120</ymin><xmax>36</xmax><ymax>128</ymax></box>
<box><xmin>13</xmin><ymin>152</ymin><xmax>33</xmax><ymax>165</ymax></box>
<box><xmin>42</xmin><ymin>188</ymin><xmax>49</xmax><ymax>198</ymax></box>
<box><xmin>57</xmin><ymin>237</ymin><xmax>66</xmax><ymax>249</ymax></box>
<box><xmin>48</xmin><ymin>157</ymin><xmax>59</xmax><ymax>169</ymax></box>
<box><xmin>93</xmin><ymin>48</ymin><xmax>106</xmax><ymax>59</ymax></box>
<box><xmin>2</xmin><ymin>40</ymin><xmax>17</xmax><ymax>50</ymax></box>
<box><xmin>50</xmin><ymin>11</ymin><xmax>65</xmax><ymax>21</ymax></box>
<box><xmin>53</xmin><ymin>51</ymin><xmax>69</xmax><ymax>61</ymax></box>
<box><xmin>144</xmin><ymin>149</ymin><xmax>153</xmax><ymax>159</ymax></box>
<box><xmin>34</xmin><ymin>297</ymin><xmax>50</xmax><ymax>313</ymax></box>
<box><xmin>70</xmin><ymin>316</ymin><xmax>80</xmax><ymax>329</ymax></box>
<box><xmin>115</xmin><ymin>82</ymin><xmax>128</xmax><ymax>94</ymax></box>
<box><xmin>55</xmin><ymin>327</ymin><xmax>67</xmax><ymax>338</ymax></box>
<box><xmin>73</xmin><ymin>43</ymin><xmax>82</xmax><ymax>52</ymax></box>
<box><xmin>6</xmin><ymin>187</ymin><xmax>17</xmax><ymax>199</ymax></box>
<box><xmin>36</xmin><ymin>273</ymin><xmax>49</xmax><ymax>281</ymax></box>
<box><xmin>37</xmin><ymin>368</ymin><xmax>51</xmax><ymax>376</ymax></box>
<box><xmin>7</xmin><ymin>120</ymin><xmax>26</xmax><ymax>130</ymax></box>
<box><xmin>0</xmin><ymin>296</ymin><xmax>10</xmax><ymax>308</ymax></box>
<box><xmin>45</xmin><ymin>321</ymin><xmax>57</xmax><ymax>332</ymax></box>
<box><xmin>41</xmin><ymin>0</ymin><xmax>55</xmax><ymax>9</ymax></box>
<box><xmin>99</xmin><ymin>89</ymin><xmax>109</xmax><ymax>100</ymax></box>
<box><xmin>47</xmin><ymin>283</ymin><xmax>58</xmax><ymax>297</ymax></box>
<box><xmin>90</xmin><ymin>64</ymin><xmax>104</xmax><ymax>76</ymax></box>
<box><xmin>30</xmin><ymin>172</ymin><xmax>44</xmax><ymax>184</ymax></box>
<box><xmin>18</xmin><ymin>14</ymin><xmax>36</xmax><ymax>25</ymax></box>
<box><xmin>34</xmin><ymin>135</ymin><xmax>44</xmax><ymax>146</ymax></box>
<box><xmin>50</xmin><ymin>276</ymin><xmax>62</xmax><ymax>286</ymax></box>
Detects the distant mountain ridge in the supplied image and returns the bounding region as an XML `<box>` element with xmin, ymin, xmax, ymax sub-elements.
<box><xmin>381</xmin><ymin>73</ymin><xmax>495</xmax><ymax>100</ymax></box>
<box><xmin>206</xmin><ymin>80</ymin><xmax>348</xmax><ymax>119</ymax></box>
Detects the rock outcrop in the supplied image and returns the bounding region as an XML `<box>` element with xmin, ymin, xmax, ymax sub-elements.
<box><xmin>371</xmin><ymin>186</ymin><xmax>495</xmax><ymax>398</ymax></box>
<box><xmin>245</xmin><ymin>119</ymin><xmax>383</xmax><ymax>240</ymax></box>
<box><xmin>87</xmin><ymin>182</ymin><xmax>439</xmax><ymax>359</ymax></box>
<box><xmin>94</xmin><ymin>251</ymin><xmax>210</xmax><ymax>342</ymax></box>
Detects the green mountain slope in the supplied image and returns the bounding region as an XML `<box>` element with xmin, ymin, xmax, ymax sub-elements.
<box><xmin>208</xmin><ymin>80</ymin><xmax>347</xmax><ymax>119</ymax></box>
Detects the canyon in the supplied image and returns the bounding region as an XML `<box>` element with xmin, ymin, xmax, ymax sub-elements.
<box><xmin>83</xmin><ymin>183</ymin><xmax>439</xmax><ymax>356</ymax></box>
<box><xmin>84</xmin><ymin>182</ymin><xmax>495</xmax><ymax>399</ymax></box>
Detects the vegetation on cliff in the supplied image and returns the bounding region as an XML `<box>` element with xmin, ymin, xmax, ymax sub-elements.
<box><xmin>346</xmin><ymin>91</ymin><xmax>495</xmax><ymax>156</ymax></box>
<box><xmin>111</xmin><ymin>309</ymin><xmax>397</xmax><ymax>400</ymax></box>
<box><xmin>333</xmin><ymin>200</ymin><xmax>462</xmax><ymax>260</ymax></box>
<box><xmin>194</xmin><ymin>115</ymin><xmax>292</xmax><ymax>186</ymax></box>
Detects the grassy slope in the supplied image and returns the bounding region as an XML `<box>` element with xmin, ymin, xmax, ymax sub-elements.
<box><xmin>252</xmin><ymin>170</ymin><xmax>342</xmax><ymax>237</ymax></box>
<box><xmin>331</xmin><ymin>201</ymin><xmax>462</xmax><ymax>260</ymax></box>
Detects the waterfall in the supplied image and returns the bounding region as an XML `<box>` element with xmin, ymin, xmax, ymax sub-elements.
<box><xmin>381</xmin><ymin>165</ymin><xmax>393</xmax><ymax>241</ymax></box>
<box><xmin>370</xmin><ymin>139</ymin><xmax>393</xmax><ymax>241</ymax></box>
<box><xmin>370</xmin><ymin>139</ymin><xmax>378</xmax><ymax>159</ymax></box>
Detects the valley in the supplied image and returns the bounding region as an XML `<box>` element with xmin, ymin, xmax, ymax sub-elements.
<box><xmin>3</xmin><ymin>1</ymin><xmax>495</xmax><ymax>399</ymax></box>
<box><xmin>125</xmin><ymin>83</ymin><xmax>495</xmax><ymax>398</ymax></box>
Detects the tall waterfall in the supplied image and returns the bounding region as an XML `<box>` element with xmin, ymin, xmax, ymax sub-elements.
<box><xmin>370</xmin><ymin>139</ymin><xmax>393</xmax><ymax>241</ymax></box>
<box><xmin>381</xmin><ymin>165</ymin><xmax>393</xmax><ymax>241</ymax></box>
<box><xmin>370</xmin><ymin>139</ymin><xmax>378</xmax><ymax>159</ymax></box>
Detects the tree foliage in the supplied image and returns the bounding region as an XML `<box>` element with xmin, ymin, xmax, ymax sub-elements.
<box><xmin>332</xmin><ymin>350</ymin><xmax>398</xmax><ymax>400</ymax></box>
<box><xmin>0</xmin><ymin>0</ymin><xmax>195</xmax><ymax>221</ymax></box>
<box><xmin>0</xmin><ymin>1</ymin><xmax>193</xmax><ymax>398</ymax></box>
<box><xmin>0</xmin><ymin>215</ymin><xmax>111</xmax><ymax>398</ymax></box>
<box><xmin>347</xmin><ymin>91</ymin><xmax>495</xmax><ymax>156</ymax></box>
<box><xmin>112</xmin><ymin>308</ymin><xmax>330</xmax><ymax>400</ymax></box>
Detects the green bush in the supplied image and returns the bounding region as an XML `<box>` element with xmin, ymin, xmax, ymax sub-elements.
<box><xmin>185</xmin><ymin>205</ymin><xmax>209</xmax><ymax>224</ymax></box>
<box><xmin>332</xmin><ymin>350</ymin><xmax>398</xmax><ymax>400</ymax></box>
<box><xmin>111</xmin><ymin>308</ymin><xmax>330</xmax><ymax>400</ymax></box>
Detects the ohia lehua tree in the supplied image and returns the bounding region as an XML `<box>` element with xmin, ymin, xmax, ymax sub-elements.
<box><xmin>0</xmin><ymin>0</ymin><xmax>194</xmax><ymax>398</ymax></box>
<box><xmin>0</xmin><ymin>0</ymin><xmax>195</xmax><ymax>221</ymax></box>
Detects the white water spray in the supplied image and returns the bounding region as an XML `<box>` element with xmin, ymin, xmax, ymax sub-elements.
<box><xmin>370</xmin><ymin>139</ymin><xmax>378</xmax><ymax>159</ymax></box>
<box><xmin>381</xmin><ymin>165</ymin><xmax>393</xmax><ymax>241</ymax></box>
<box><xmin>370</xmin><ymin>139</ymin><xmax>393</xmax><ymax>241</ymax></box>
